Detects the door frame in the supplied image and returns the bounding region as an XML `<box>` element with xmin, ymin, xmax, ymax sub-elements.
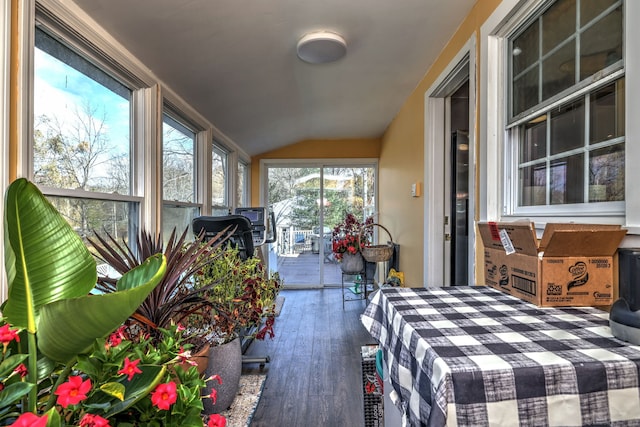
<box><xmin>423</xmin><ymin>36</ymin><xmax>477</xmax><ymax>287</ymax></box>
<box><xmin>260</xmin><ymin>158</ymin><xmax>378</xmax><ymax>287</ymax></box>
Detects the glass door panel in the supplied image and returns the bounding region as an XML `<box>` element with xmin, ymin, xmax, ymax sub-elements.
<box><xmin>322</xmin><ymin>166</ymin><xmax>376</xmax><ymax>285</ymax></box>
<box><xmin>267</xmin><ymin>164</ymin><xmax>376</xmax><ymax>287</ymax></box>
<box><xmin>268</xmin><ymin>166</ymin><xmax>321</xmax><ymax>287</ymax></box>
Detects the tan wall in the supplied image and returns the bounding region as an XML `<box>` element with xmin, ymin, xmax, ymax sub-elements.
<box><xmin>250</xmin><ymin>138</ymin><xmax>381</xmax><ymax>206</ymax></box>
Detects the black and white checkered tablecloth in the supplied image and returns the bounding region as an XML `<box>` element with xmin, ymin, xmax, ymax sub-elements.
<box><xmin>361</xmin><ymin>286</ymin><xmax>640</xmax><ymax>427</ymax></box>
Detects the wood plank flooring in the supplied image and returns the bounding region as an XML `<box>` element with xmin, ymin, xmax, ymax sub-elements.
<box><xmin>242</xmin><ymin>288</ymin><xmax>376</xmax><ymax>426</ymax></box>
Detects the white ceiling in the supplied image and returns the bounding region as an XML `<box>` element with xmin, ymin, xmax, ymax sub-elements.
<box><xmin>71</xmin><ymin>0</ymin><xmax>476</xmax><ymax>156</ymax></box>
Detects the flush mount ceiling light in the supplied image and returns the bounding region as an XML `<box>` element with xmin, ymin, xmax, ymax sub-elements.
<box><xmin>297</xmin><ymin>31</ymin><xmax>347</xmax><ymax>64</ymax></box>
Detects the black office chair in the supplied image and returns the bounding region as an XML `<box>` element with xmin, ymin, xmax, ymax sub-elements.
<box><xmin>192</xmin><ymin>215</ymin><xmax>255</xmax><ymax>260</ymax></box>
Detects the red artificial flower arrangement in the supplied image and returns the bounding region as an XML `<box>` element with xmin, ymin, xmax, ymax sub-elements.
<box><xmin>331</xmin><ymin>213</ymin><xmax>374</xmax><ymax>261</ymax></box>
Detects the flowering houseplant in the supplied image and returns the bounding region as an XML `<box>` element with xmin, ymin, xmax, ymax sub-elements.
<box><xmin>331</xmin><ymin>213</ymin><xmax>373</xmax><ymax>261</ymax></box>
<box><xmin>0</xmin><ymin>179</ymin><xmax>225</xmax><ymax>426</ymax></box>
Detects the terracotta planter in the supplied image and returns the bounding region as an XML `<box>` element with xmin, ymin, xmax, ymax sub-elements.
<box><xmin>340</xmin><ymin>252</ymin><xmax>364</xmax><ymax>274</ymax></box>
<box><xmin>202</xmin><ymin>337</ymin><xmax>242</xmax><ymax>414</ymax></box>
<box><xmin>179</xmin><ymin>343</ymin><xmax>210</xmax><ymax>375</ymax></box>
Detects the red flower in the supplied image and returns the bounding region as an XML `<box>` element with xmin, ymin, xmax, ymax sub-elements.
<box><xmin>79</xmin><ymin>413</ymin><xmax>110</xmax><ymax>427</ymax></box>
<box><xmin>151</xmin><ymin>382</ymin><xmax>177</xmax><ymax>410</ymax></box>
<box><xmin>9</xmin><ymin>412</ymin><xmax>48</xmax><ymax>427</ymax></box>
<box><xmin>14</xmin><ymin>363</ymin><xmax>28</xmax><ymax>378</ymax></box>
<box><xmin>208</xmin><ymin>388</ymin><xmax>218</xmax><ymax>404</ymax></box>
<box><xmin>118</xmin><ymin>357</ymin><xmax>142</xmax><ymax>381</ymax></box>
<box><xmin>0</xmin><ymin>324</ymin><xmax>20</xmax><ymax>345</ymax></box>
<box><xmin>54</xmin><ymin>375</ymin><xmax>92</xmax><ymax>408</ymax></box>
<box><xmin>106</xmin><ymin>326</ymin><xmax>128</xmax><ymax>349</ymax></box>
<box><xmin>365</xmin><ymin>381</ymin><xmax>376</xmax><ymax>394</ymax></box>
<box><xmin>208</xmin><ymin>414</ymin><xmax>227</xmax><ymax>427</ymax></box>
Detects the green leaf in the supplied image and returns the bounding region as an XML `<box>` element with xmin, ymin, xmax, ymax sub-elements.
<box><xmin>0</xmin><ymin>382</ymin><xmax>34</xmax><ymax>407</ymax></box>
<box><xmin>3</xmin><ymin>178</ymin><xmax>97</xmax><ymax>333</ymax></box>
<box><xmin>101</xmin><ymin>365</ymin><xmax>167</xmax><ymax>418</ymax></box>
<box><xmin>100</xmin><ymin>382</ymin><xmax>126</xmax><ymax>401</ymax></box>
<box><xmin>36</xmin><ymin>254</ymin><xmax>167</xmax><ymax>362</ymax></box>
<box><xmin>44</xmin><ymin>407</ymin><xmax>61</xmax><ymax>427</ymax></box>
<box><xmin>0</xmin><ymin>354</ymin><xmax>28</xmax><ymax>377</ymax></box>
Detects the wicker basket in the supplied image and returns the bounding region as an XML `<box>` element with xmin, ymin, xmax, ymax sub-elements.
<box><xmin>359</xmin><ymin>223</ymin><xmax>394</xmax><ymax>263</ymax></box>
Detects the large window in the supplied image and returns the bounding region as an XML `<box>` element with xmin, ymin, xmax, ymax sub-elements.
<box><xmin>33</xmin><ymin>26</ymin><xmax>137</xmax><ymax>239</ymax></box>
<box><xmin>212</xmin><ymin>144</ymin><xmax>229</xmax><ymax>214</ymax></box>
<box><xmin>162</xmin><ymin>112</ymin><xmax>200</xmax><ymax>238</ymax></box>
<box><xmin>23</xmin><ymin>2</ymin><xmax>251</xmax><ymax>250</ymax></box>
<box><xmin>237</xmin><ymin>160</ymin><xmax>248</xmax><ymax>207</ymax></box>
<box><xmin>507</xmin><ymin>0</ymin><xmax>624</xmax><ymax>213</ymax></box>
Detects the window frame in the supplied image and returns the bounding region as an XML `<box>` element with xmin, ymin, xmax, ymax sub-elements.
<box><xmin>15</xmin><ymin>0</ymin><xmax>252</xmax><ymax>236</ymax></box>
<box><xmin>481</xmin><ymin>0</ymin><xmax>639</xmax><ymax>231</ymax></box>
<box><xmin>29</xmin><ymin>6</ymin><xmax>145</xmax><ymax>238</ymax></box>
<box><xmin>211</xmin><ymin>142</ymin><xmax>230</xmax><ymax>212</ymax></box>
<box><xmin>161</xmin><ymin>105</ymin><xmax>206</xmax><ymax>236</ymax></box>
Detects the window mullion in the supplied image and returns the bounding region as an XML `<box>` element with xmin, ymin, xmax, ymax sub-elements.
<box><xmin>545</xmin><ymin>117</ymin><xmax>550</xmax><ymax>205</ymax></box>
<box><xmin>584</xmin><ymin>91</ymin><xmax>590</xmax><ymax>203</ymax></box>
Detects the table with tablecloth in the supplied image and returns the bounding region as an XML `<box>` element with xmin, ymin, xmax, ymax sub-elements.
<box><xmin>361</xmin><ymin>286</ymin><xmax>640</xmax><ymax>426</ymax></box>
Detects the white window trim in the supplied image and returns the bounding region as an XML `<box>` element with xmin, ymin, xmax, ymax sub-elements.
<box><xmin>481</xmin><ymin>0</ymin><xmax>640</xmax><ymax>236</ymax></box>
<box><xmin>15</xmin><ymin>0</ymin><xmax>251</xmax><ymax>234</ymax></box>
<box><xmin>0</xmin><ymin>0</ymin><xmax>10</xmax><ymax>301</ymax></box>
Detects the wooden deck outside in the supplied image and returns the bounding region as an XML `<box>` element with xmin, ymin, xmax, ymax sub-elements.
<box><xmin>275</xmin><ymin>251</ymin><xmax>346</xmax><ymax>286</ymax></box>
<box><xmin>275</xmin><ymin>249</ymin><xmax>378</xmax><ymax>288</ymax></box>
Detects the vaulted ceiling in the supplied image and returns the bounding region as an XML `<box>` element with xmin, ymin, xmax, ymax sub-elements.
<box><xmin>71</xmin><ymin>0</ymin><xmax>476</xmax><ymax>156</ymax></box>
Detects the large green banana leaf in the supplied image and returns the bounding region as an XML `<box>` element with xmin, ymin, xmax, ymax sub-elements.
<box><xmin>37</xmin><ymin>254</ymin><xmax>166</xmax><ymax>362</ymax></box>
<box><xmin>3</xmin><ymin>178</ymin><xmax>97</xmax><ymax>332</ymax></box>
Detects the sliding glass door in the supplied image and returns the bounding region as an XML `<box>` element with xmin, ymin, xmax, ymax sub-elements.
<box><xmin>266</xmin><ymin>162</ymin><xmax>376</xmax><ymax>287</ymax></box>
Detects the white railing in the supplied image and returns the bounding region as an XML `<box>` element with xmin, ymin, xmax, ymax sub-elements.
<box><xmin>276</xmin><ymin>228</ymin><xmax>316</xmax><ymax>254</ymax></box>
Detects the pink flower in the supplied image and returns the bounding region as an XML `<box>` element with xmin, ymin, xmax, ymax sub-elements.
<box><xmin>14</xmin><ymin>363</ymin><xmax>28</xmax><ymax>378</ymax></box>
<box><xmin>177</xmin><ymin>347</ymin><xmax>196</xmax><ymax>366</ymax></box>
<box><xmin>9</xmin><ymin>412</ymin><xmax>48</xmax><ymax>427</ymax></box>
<box><xmin>208</xmin><ymin>414</ymin><xmax>227</xmax><ymax>427</ymax></box>
<box><xmin>79</xmin><ymin>413</ymin><xmax>110</xmax><ymax>427</ymax></box>
<box><xmin>0</xmin><ymin>324</ymin><xmax>20</xmax><ymax>345</ymax></box>
<box><xmin>176</xmin><ymin>323</ymin><xmax>185</xmax><ymax>332</ymax></box>
<box><xmin>118</xmin><ymin>357</ymin><xmax>142</xmax><ymax>381</ymax></box>
<box><xmin>151</xmin><ymin>382</ymin><xmax>177</xmax><ymax>410</ymax></box>
<box><xmin>54</xmin><ymin>375</ymin><xmax>92</xmax><ymax>408</ymax></box>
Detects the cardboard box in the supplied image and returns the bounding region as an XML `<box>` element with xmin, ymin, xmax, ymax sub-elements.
<box><xmin>478</xmin><ymin>222</ymin><xmax>626</xmax><ymax>307</ymax></box>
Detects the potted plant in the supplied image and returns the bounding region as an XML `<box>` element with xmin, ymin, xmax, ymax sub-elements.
<box><xmin>189</xmin><ymin>246</ymin><xmax>281</xmax><ymax>413</ymax></box>
<box><xmin>88</xmin><ymin>225</ymin><xmax>229</xmax><ymax>357</ymax></box>
<box><xmin>0</xmin><ymin>178</ymin><xmax>224</xmax><ymax>426</ymax></box>
<box><xmin>332</xmin><ymin>213</ymin><xmax>374</xmax><ymax>273</ymax></box>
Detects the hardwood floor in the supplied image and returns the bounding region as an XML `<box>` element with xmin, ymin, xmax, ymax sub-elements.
<box><xmin>242</xmin><ymin>288</ymin><xmax>376</xmax><ymax>426</ymax></box>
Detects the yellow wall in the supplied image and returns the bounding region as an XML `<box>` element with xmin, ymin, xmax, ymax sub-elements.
<box><xmin>250</xmin><ymin>138</ymin><xmax>381</xmax><ymax>206</ymax></box>
<box><xmin>375</xmin><ymin>0</ymin><xmax>501</xmax><ymax>286</ymax></box>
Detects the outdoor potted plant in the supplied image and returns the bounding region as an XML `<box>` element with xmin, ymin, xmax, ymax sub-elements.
<box><xmin>0</xmin><ymin>178</ymin><xmax>226</xmax><ymax>426</ymax></box>
<box><xmin>189</xmin><ymin>246</ymin><xmax>281</xmax><ymax>413</ymax></box>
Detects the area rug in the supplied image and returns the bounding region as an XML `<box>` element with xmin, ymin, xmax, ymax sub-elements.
<box><xmin>217</xmin><ymin>374</ymin><xmax>267</xmax><ymax>426</ymax></box>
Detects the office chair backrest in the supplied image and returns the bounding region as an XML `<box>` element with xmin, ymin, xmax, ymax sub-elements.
<box><xmin>192</xmin><ymin>215</ymin><xmax>254</xmax><ymax>260</ymax></box>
